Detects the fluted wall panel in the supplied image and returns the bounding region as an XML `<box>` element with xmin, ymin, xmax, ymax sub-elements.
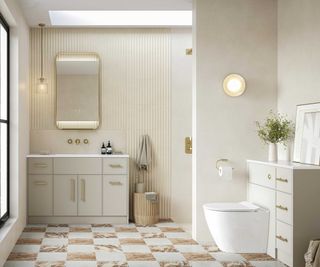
<box><xmin>30</xmin><ymin>28</ymin><xmax>172</xmax><ymax>219</ymax></box>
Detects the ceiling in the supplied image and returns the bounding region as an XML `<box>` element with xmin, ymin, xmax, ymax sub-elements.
<box><xmin>16</xmin><ymin>0</ymin><xmax>193</xmax><ymax>27</ymax></box>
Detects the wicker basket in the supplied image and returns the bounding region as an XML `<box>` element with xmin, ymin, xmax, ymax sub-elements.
<box><xmin>133</xmin><ymin>193</ymin><xmax>159</xmax><ymax>225</ymax></box>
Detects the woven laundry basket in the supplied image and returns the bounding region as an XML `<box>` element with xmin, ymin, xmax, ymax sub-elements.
<box><xmin>133</xmin><ymin>193</ymin><xmax>159</xmax><ymax>225</ymax></box>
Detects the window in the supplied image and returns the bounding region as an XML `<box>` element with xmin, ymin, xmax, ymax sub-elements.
<box><xmin>0</xmin><ymin>14</ymin><xmax>9</xmax><ymax>227</ymax></box>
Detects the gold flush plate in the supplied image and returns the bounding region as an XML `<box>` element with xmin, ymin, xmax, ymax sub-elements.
<box><xmin>185</xmin><ymin>137</ymin><xmax>192</xmax><ymax>154</ymax></box>
<box><xmin>186</xmin><ymin>48</ymin><xmax>192</xmax><ymax>56</ymax></box>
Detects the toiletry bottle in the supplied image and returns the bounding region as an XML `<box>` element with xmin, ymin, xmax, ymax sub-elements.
<box><xmin>101</xmin><ymin>143</ymin><xmax>106</xmax><ymax>155</ymax></box>
<box><xmin>106</xmin><ymin>141</ymin><xmax>112</xmax><ymax>155</ymax></box>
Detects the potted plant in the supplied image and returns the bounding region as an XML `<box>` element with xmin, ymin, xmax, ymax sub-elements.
<box><xmin>256</xmin><ymin>111</ymin><xmax>295</xmax><ymax>162</ymax></box>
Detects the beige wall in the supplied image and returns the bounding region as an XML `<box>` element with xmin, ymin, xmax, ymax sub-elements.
<box><xmin>30</xmin><ymin>28</ymin><xmax>192</xmax><ymax>220</ymax></box>
<box><xmin>193</xmin><ymin>0</ymin><xmax>277</xmax><ymax>242</ymax></box>
<box><xmin>278</xmin><ymin>0</ymin><xmax>320</xmax><ymax>119</ymax></box>
<box><xmin>0</xmin><ymin>0</ymin><xmax>29</xmax><ymax>265</ymax></box>
<box><xmin>171</xmin><ymin>28</ymin><xmax>192</xmax><ymax>224</ymax></box>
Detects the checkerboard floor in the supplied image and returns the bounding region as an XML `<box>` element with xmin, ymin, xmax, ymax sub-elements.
<box><xmin>5</xmin><ymin>222</ymin><xmax>286</xmax><ymax>267</ymax></box>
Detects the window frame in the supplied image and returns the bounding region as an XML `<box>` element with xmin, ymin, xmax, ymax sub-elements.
<box><xmin>0</xmin><ymin>13</ymin><xmax>10</xmax><ymax>227</ymax></box>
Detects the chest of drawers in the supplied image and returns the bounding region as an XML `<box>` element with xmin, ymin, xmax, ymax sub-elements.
<box><xmin>247</xmin><ymin>160</ymin><xmax>320</xmax><ymax>267</ymax></box>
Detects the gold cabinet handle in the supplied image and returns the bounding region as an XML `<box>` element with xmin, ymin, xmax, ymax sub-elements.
<box><xmin>276</xmin><ymin>177</ymin><xmax>288</xmax><ymax>183</ymax></box>
<box><xmin>109</xmin><ymin>164</ymin><xmax>123</xmax><ymax>168</ymax></box>
<box><xmin>70</xmin><ymin>179</ymin><xmax>76</xmax><ymax>202</ymax></box>
<box><xmin>81</xmin><ymin>179</ymin><xmax>86</xmax><ymax>202</ymax></box>
<box><xmin>33</xmin><ymin>163</ymin><xmax>48</xmax><ymax>168</ymax></box>
<box><xmin>109</xmin><ymin>181</ymin><xmax>122</xmax><ymax>186</ymax></box>
<box><xmin>276</xmin><ymin>205</ymin><xmax>288</xmax><ymax>211</ymax></box>
<box><xmin>267</xmin><ymin>174</ymin><xmax>272</xmax><ymax>180</ymax></box>
<box><xmin>34</xmin><ymin>181</ymin><xmax>48</xmax><ymax>186</ymax></box>
<box><xmin>276</xmin><ymin>235</ymin><xmax>288</xmax><ymax>242</ymax></box>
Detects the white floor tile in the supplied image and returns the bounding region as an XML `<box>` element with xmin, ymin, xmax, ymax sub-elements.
<box><xmin>66</xmin><ymin>261</ymin><xmax>97</xmax><ymax>267</ymax></box>
<box><xmin>144</xmin><ymin>238</ymin><xmax>172</xmax><ymax>246</ymax></box>
<box><xmin>153</xmin><ymin>252</ymin><xmax>186</xmax><ymax>262</ymax></box>
<box><xmin>121</xmin><ymin>245</ymin><xmax>151</xmax><ymax>253</ymax></box>
<box><xmin>4</xmin><ymin>261</ymin><xmax>35</xmax><ymax>267</ymax></box>
<box><xmin>94</xmin><ymin>238</ymin><xmax>120</xmax><ymax>245</ymax></box>
<box><xmin>36</xmin><ymin>252</ymin><xmax>67</xmax><ymax>261</ymax></box>
<box><xmin>92</xmin><ymin>227</ymin><xmax>115</xmax><ymax>233</ymax></box>
<box><xmin>174</xmin><ymin>245</ymin><xmax>207</xmax><ymax>253</ymax></box>
<box><xmin>128</xmin><ymin>261</ymin><xmax>160</xmax><ymax>267</ymax></box>
<box><xmin>96</xmin><ymin>251</ymin><xmax>126</xmax><ymax>261</ymax></box>
<box><xmin>12</xmin><ymin>245</ymin><xmax>40</xmax><ymax>253</ymax></box>
<box><xmin>67</xmin><ymin>245</ymin><xmax>95</xmax><ymax>253</ymax></box>
<box><xmin>190</xmin><ymin>262</ymin><xmax>223</xmax><ymax>267</ymax></box>
<box><xmin>117</xmin><ymin>233</ymin><xmax>141</xmax><ymax>239</ymax></box>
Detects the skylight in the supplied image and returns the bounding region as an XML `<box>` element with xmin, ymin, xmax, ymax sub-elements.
<box><xmin>49</xmin><ymin>10</ymin><xmax>192</xmax><ymax>27</ymax></box>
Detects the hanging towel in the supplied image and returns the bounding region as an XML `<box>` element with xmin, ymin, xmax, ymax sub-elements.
<box><xmin>305</xmin><ymin>239</ymin><xmax>320</xmax><ymax>267</ymax></box>
<box><xmin>136</xmin><ymin>135</ymin><xmax>152</xmax><ymax>170</ymax></box>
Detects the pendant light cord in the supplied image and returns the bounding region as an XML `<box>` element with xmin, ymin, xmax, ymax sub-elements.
<box><xmin>39</xmin><ymin>23</ymin><xmax>45</xmax><ymax>79</ymax></box>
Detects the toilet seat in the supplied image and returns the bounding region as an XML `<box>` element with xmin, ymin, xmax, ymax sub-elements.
<box><xmin>203</xmin><ymin>201</ymin><xmax>259</xmax><ymax>212</ymax></box>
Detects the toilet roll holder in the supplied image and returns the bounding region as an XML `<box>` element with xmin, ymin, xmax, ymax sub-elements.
<box><xmin>216</xmin><ymin>158</ymin><xmax>234</xmax><ymax>170</ymax></box>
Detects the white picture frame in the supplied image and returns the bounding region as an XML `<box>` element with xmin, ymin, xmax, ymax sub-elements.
<box><xmin>293</xmin><ymin>102</ymin><xmax>320</xmax><ymax>165</ymax></box>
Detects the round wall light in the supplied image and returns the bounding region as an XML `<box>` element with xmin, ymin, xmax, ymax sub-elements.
<box><xmin>223</xmin><ymin>74</ymin><xmax>246</xmax><ymax>97</ymax></box>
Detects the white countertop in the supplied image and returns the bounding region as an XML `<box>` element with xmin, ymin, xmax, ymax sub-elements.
<box><xmin>27</xmin><ymin>154</ymin><xmax>129</xmax><ymax>158</ymax></box>
<box><xmin>247</xmin><ymin>159</ymin><xmax>320</xmax><ymax>170</ymax></box>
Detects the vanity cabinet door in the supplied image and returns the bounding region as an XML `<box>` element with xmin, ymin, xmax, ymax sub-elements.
<box><xmin>28</xmin><ymin>175</ymin><xmax>53</xmax><ymax>216</ymax></box>
<box><xmin>54</xmin><ymin>175</ymin><xmax>77</xmax><ymax>216</ymax></box>
<box><xmin>103</xmin><ymin>175</ymin><xmax>127</xmax><ymax>216</ymax></box>
<box><xmin>78</xmin><ymin>175</ymin><xmax>102</xmax><ymax>216</ymax></box>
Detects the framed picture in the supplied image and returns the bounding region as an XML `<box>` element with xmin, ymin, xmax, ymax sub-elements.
<box><xmin>293</xmin><ymin>102</ymin><xmax>320</xmax><ymax>165</ymax></box>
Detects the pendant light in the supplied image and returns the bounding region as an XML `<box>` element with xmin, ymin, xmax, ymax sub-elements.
<box><xmin>36</xmin><ymin>23</ymin><xmax>48</xmax><ymax>93</ymax></box>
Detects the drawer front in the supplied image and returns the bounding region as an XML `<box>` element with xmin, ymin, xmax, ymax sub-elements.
<box><xmin>54</xmin><ymin>158</ymin><xmax>102</xmax><ymax>174</ymax></box>
<box><xmin>103</xmin><ymin>158</ymin><xmax>128</xmax><ymax>174</ymax></box>
<box><xmin>277</xmin><ymin>248</ymin><xmax>293</xmax><ymax>267</ymax></box>
<box><xmin>28</xmin><ymin>175</ymin><xmax>53</xmax><ymax>216</ymax></box>
<box><xmin>276</xmin><ymin>191</ymin><xmax>293</xmax><ymax>225</ymax></box>
<box><xmin>276</xmin><ymin>220</ymin><xmax>293</xmax><ymax>256</ymax></box>
<box><xmin>28</xmin><ymin>158</ymin><xmax>53</xmax><ymax>174</ymax></box>
<box><xmin>248</xmin><ymin>163</ymin><xmax>275</xmax><ymax>189</ymax></box>
<box><xmin>103</xmin><ymin>175</ymin><xmax>128</xmax><ymax>216</ymax></box>
<box><xmin>276</xmin><ymin>167</ymin><xmax>293</xmax><ymax>194</ymax></box>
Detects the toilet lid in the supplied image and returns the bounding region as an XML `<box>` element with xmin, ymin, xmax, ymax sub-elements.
<box><xmin>204</xmin><ymin>201</ymin><xmax>260</xmax><ymax>212</ymax></box>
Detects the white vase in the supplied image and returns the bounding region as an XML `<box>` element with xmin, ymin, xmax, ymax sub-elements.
<box><xmin>268</xmin><ymin>143</ymin><xmax>277</xmax><ymax>162</ymax></box>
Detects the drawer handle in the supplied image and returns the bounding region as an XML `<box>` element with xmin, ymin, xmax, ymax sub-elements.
<box><xmin>276</xmin><ymin>205</ymin><xmax>288</xmax><ymax>211</ymax></box>
<box><xmin>276</xmin><ymin>235</ymin><xmax>288</xmax><ymax>242</ymax></box>
<box><xmin>109</xmin><ymin>181</ymin><xmax>122</xmax><ymax>186</ymax></box>
<box><xmin>267</xmin><ymin>174</ymin><xmax>272</xmax><ymax>180</ymax></box>
<box><xmin>33</xmin><ymin>163</ymin><xmax>48</xmax><ymax>168</ymax></box>
<box><xmin>109</xmin><ymin>164</ymin><xmax>123</xmax><ymax>169</ymax></box>
<box><xmin>70</xmin><ymin>179</ymin><xmax>76</xmax><ymax>202</ymax></box>
<box><xmin>34</xmin><ymin>181</ymin><xmax>48</xmax><ymax>186</ymax></box>
<box><xmin>276</xmin><ymin>177</ymin><xmax>288</xmax><ymax>183</ymax></box>
<box><xmin>81</xmin><ymin>179</ymin><xmax>86</xmax><ymax>202</ymax></box>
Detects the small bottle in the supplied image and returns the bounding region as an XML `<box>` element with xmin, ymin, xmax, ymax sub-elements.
<box><xmin>106</xmin><ymin>141</ymin><xmax>113</xmax><ymax>155</ymax></box>
<box><xmin>101</xmin><ymin>143</ymin><xmax>106</xmax><ymax>155</ymax></box>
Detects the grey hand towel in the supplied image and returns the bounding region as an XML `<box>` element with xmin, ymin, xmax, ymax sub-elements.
<box><xmin>305</xmin><ymin>239</ymin><xmax>320</xmax><ymax>267</ymax></box>
<box><xmin>136</xmin><ymin>135</ymin><xmax>152</xmax><ymax>170</ymax></box>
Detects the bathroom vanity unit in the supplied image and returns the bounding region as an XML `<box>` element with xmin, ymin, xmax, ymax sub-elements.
<box><xmin>247</xmin><ymin>160</ymin><xmax>320</xmax><ymax>267</ymax></box>
<box><xmin>27</xmin><ymin>154</ymin><xmax>129</xmax><ymax>224</ymax></box>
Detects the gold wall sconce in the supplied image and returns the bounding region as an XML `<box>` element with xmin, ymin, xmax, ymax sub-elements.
<box><xmin>223</xmin><ymin>74</ymin><xmax>246</xmax><ymax>97</ymax></box>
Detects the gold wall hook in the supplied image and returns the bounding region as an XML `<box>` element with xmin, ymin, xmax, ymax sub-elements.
<box><xmin>83</xmin><ymin>138</ymin><xmax>89</xmax><ymax>144</ymax></box>
<box><xmin>67</xmin><ymin>138</ymin><xmax>73</xmax><ymax>144</ymax></box>
<box><xmin>75</xmin><ymin>139</ymin><xmax>81</xmax><ymax>145</ymax></box>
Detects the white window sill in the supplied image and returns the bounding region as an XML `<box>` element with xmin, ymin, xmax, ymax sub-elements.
<box><xmin>0</xmin><ymin>218</ymin><xmax>17</xmax><ymax>243</ymax></box>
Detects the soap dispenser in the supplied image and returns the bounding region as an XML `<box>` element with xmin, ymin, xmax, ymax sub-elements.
<box><xmin>101</xmin><ymin>143</ymin><xmax>106</xmax><ymax>155</ymax></box>
<box><xmin>106</xmin><ymin>141</ymin><xmax>113</xmax><ymax>155</ymax></box>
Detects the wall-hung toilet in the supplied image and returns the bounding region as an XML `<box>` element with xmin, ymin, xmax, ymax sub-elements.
<box><xmin>203</xmin><ymin>201</ymin><xmax>269</xmax><ymax>253</ymax></box>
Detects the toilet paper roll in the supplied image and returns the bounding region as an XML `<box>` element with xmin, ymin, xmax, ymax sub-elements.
<box><xmin>218</xmin><ymin>166</ymin><xmax>233</xmax><ymax>181</ymax></box>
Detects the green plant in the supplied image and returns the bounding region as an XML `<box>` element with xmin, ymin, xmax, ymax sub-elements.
<box><xmin>256</xmin><ymin>111</ymin><xmax>295</xmax><ymax>145</ymax></box>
